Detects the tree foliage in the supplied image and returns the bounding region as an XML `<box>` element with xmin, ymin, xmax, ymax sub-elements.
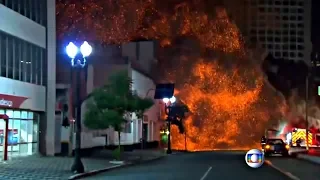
<box><xmin>84</xmin><ymin>70</ymin><xmax>154</xmax><ymax>132</ymax></box>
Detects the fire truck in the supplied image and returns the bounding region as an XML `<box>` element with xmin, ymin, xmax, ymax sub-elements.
<box><xmin>285</xmin><ymin>128</ymin><xmax>320</xmax><ymax>147</ymax></box>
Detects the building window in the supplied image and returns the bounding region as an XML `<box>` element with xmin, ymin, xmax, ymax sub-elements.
<box><xmin>13</xmin><ymin>38</ymin><xmax>20</xmax><ymax>80</ymax></box>
<box><xmin>12</xmin><ymin>0</ymin><xmax>19</xmax><ymax>12</ymax></box>
<box><xmin>41</xmin><ymin>49</ymin><xmax>47</xmax><ymax>86</ymax></box>
<box><xmin>259</xmin><ymin>37</ymin><xmax>266</xmax><ymax>41</ymax></box>
<box><xmin>31</xmin><ymin>0</ymin><xmax>37</xmax><ymax>22</ymax></box>
<box><xmin>290</xmin><ymin>52</ymin><xmax>296</xmax><ymax>57</ymax></box>
<box><xmin>123</xmin><ymin>122</ymin><xmax>132</xmax><ymax>133</ymax></box>
<box><xmin>290</xmin><ymin>45</ymin><xmax>296</xmax><ymax>50</ymax></box>
<box><xmin>0</xmin><ymin>34</ymin><xmax>7</xmax><ymax>76</ymax></box>
<box><xmin>283</xmin><ymin>8</ymin><xmax>289</xmax><ymax>13</ymax></box>
<box><xmin>39</xmin><ymin>0</ymin><xmax>47</xmax><ymax>26</ymax></box>
<box><xmin>5</xmin><ymin>0</ymin><xmax>13</xmax><ymax>8</ymax></box>
<box><xmin>36</xmin><ymin>48</ymin><xmax>42</xmax><ymax>85</ymax></box>
<box><xmin>7</xmin><ymin>36</ymin><xmax>13</xmax><ymax>79</ymax></box>
<box><xmin>297</xmin><ymin>45</ymin><xmax>304</xmax><ymax>50</ymax></box>
<box><xmin>0</xmin><ymin>32</ymin><xmax>46</xmax><ymax>86</ymax></box>
<box><xmin>31</xmin><ymin>45</ymin><xmax>37</xmax><ymax>84</ymax></box>
<box><xmin>290</xmin><ymin>16</ymin><xmax>296</xmax><ymax>21</ymax></box>
<box><xmin>25</xmin><ymin>0</ymin><xmax>31</xmax><ymax>19</ymax></box>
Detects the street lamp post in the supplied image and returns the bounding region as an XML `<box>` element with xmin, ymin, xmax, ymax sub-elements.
<box><xmin>66</xmin><ymin>41</ymin><xmax>92</xmax><ymax>173</ymax></box>
<box><xmin>163</xmin><ymin>96</ymin><xmax>176</xmax><ymax>154</ymax></box>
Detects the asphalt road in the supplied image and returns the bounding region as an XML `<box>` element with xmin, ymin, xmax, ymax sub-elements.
<box><xmin>84</xmin><ymin>151</ymin><xmax>291</xmax><ymax>180</ymax></box>
<box><xmin>267</xmin><ymin>156</ymin><xmax>320</xmax><ymax>180</ymax></box>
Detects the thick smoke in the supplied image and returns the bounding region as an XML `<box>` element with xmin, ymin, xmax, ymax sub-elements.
<box><xmin>261</xmin><ymin>54</ymin><xmax>320</xmax><ymax>129</ymax></box>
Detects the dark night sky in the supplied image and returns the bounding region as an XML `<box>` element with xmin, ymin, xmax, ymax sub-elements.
<box><xmin>312</xmin><ymin>0</ymin><xmax>320</xmax><ymax>49</ymax></box>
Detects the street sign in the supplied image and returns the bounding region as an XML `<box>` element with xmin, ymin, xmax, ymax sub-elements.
<box><xmin>318</xmin><ymin>86</ymin><xmax>320</xmax><ymax>96</ymax></box>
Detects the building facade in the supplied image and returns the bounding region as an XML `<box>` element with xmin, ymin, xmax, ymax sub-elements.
<box><xmin>243</xmin><ymin>0</ymin><xmax>312</xmax><ymax>63</ymax></box>
<box><xmin>82</xmin><ymin>63</ymin><xmax>160</xmax><ymax>148</ymax></box>
<box><xmin>55</xmin><ymin>41</ymin><xmax>160</xmax><ymax>153</ymax></box>
<box><xmin>0</xmin><ymin>0</ymin><xmax>56</xmax><ymax>159</ymax></box>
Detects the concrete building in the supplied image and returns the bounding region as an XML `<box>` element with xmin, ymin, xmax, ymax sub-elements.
<box><xmin>243</xmin><ymin>0</ymin><xmax>312</xmax><ymax>63</ymax></box>
<box><xmin>0</xmin><ymin>0</ymin><xmax>56</xmax><ymax>159</ymax></box>
<box><xmin>56</xmin><ymin>41</ymin><xmax>161</xmax><ymax>153</ymax></box>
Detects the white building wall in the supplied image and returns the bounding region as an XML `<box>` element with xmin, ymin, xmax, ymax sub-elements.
<box><xmin>79</xmin><ymin>65</ymin><xmax>160</xmax><ymax>148</ymax></box>
<box><xmin>131</xmin><ymin>69</ymin><xmax>160</xmax><ymax>142</ymax></box>
<box><xmin>0</xmin><ymin>77</ymin><xmax>46</xmax><ymax>111</ymax></box>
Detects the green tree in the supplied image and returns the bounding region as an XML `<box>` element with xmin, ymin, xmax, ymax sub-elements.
<box><xmin>84</xmin><ymin>70</ymin><xmax>154</xmax><ymax>159</ymax></box>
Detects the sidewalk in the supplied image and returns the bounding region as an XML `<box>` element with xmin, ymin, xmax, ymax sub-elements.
<box><xmin>0</xmin><ymin>156</ymin><xmax>114</xmax><ymax>180</ymax></box>
<box><xmin>0</xmin><ymin>149</ymin><xmax>166</xmax><ymax>180</ymax></box>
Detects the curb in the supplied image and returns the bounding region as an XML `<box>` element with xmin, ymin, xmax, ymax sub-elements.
<box><xmin>68</xmin><ymin>155</ymin><xmax>166</xmax><ymax>180</ymax></box>
<box><xmin>172</xmin><ymin>150</ymin><xmax>193</xmax><ymax>153</ymax></box>
<box><xmin>264</xmin><ymin>160</ymin><xmax>300</xmax><ymax>180</ymax></box>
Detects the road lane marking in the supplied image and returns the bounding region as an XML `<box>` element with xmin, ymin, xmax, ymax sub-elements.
<box><xmin>200</xmin><ymin>166</ymin><xmax>212</xmax><ymax>180</ymax></box>
<box><xmin>286</xmin><ymin>172</ymin><xmax>300</xmax><ymax>180</ymax></box>
<box><xmin>265</xmin><ymin>160</ymin><xmax>300</xmax><ymax>180</ymax></box>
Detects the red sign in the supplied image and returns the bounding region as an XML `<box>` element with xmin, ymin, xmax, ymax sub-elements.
<box><xmin>0</xmin><ymin>129</ymin><xmax>18</xmax><ymax>146</ymax></box>
<box><xmin>0</xmin><ymin>94</ymin><xmax>28</xmax><ymax>109</ymax></box>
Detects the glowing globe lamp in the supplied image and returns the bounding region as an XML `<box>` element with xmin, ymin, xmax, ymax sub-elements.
<box><xmin>80</xmin><ymin>41</ymin><xmax>92</xmax><ymax>57</ymax></box>
<box><xmin>66</xmin><ymin>42</ymin><xmax>78</xmax><ymax>59</ymax></box>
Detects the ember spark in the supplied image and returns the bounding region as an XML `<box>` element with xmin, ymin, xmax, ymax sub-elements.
<box><xmin>57</xmin><ymin>0</ymin><xmax>285</xmax><ymax>150</ymax></box>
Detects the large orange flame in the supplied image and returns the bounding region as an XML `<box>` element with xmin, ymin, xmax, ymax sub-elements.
<box><xmin>57</xmin><ymin>0</ymin><xmax>286</xmax><ymax>150</ymax></box>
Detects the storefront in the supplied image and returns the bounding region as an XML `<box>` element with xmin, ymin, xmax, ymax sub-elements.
<box><xmin>0</xmin><ymin>84</ymin><xmax>46</xmax><ymax>159</ymax></box>
<box><xmin>0</xmin><ymin>109</ymin><xmax>39</xmax><ymax>157</ymax></box>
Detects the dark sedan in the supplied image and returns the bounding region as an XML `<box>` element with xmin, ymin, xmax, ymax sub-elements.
<box><xmin>263</xmin><ymin>138</ymin><xmax>290</xmax><ymax>157</ymax></box>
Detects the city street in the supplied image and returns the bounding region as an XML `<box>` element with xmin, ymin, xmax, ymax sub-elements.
<box><xmin>267</xmin><ymin>155</ymin><xmax>320</xmax><ymax>180</ymax></box>
<box><xmin>84</xmin><ymin>151</ymin><xmax>291</xmax><ymax>180</ymax></box>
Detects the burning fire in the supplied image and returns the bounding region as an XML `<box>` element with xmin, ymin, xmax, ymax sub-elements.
<box><xmin>57</xmin><ymin>0</ymin><xmax>285</xmax><ymax>150</ymax></box>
